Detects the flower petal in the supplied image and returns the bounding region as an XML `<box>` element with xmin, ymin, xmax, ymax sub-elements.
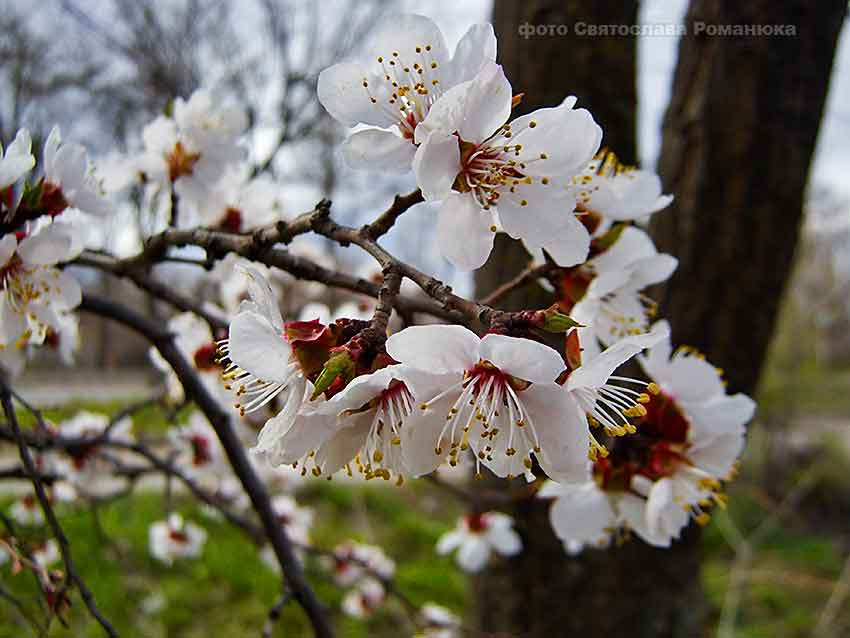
<box><xmin>478</xmin><ymin>334</ymin><xmax>564</xmax><ymax>384</ymax></box>
<box><xmin>547</xmin><ymin>482</ymin><xmax>616</xmax><ymax>546</ymax></box>
<box><xmin>341</xmin><ymin>128</ymin><xmax>416</xmax><ymax>172</ymax></box>
<box><xmin>530</xmin><ymin>387</ymin><xmax>592</xmax><ymax>484</ymax></box>
<box><xmin>456</xmin><ymin>536</ymin><xmax>490</xmax><ymax>573</ymax></box>
<box><xmin>317</xmin><ymin>63</ymin><xmax>396</xmax><ymax>128</ymax></box>
<box><xmin>436</xmin><ymin>192</ymin><xmax>496</xmax><ymax>270</ymax></box>
<box><xmin>386</xmin><ymin>324</ymin><xmax>479</xmax><ymax>374</ymax></box>
<box><xmin>228</xmin><ymin>311</ymin><xmax>294</xmax><ymax>384</ymax></box>
<box><xmin>568</xmin><ymin>327</ymin><xmax>668</xmax><ymax>391</ymax></box>
<box><xmin>412</xmin><ymin>130</ymin><xmax>460</xmax><ymax>200</ymax></box>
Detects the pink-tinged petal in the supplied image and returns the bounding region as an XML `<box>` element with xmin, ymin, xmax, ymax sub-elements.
<box><xmin>386</xmin><ymin>324</ymin><xmax>479</xmax><ymax>374</ymax></box>
<box><xmin>456</xmin><ymin>536</ymin><xmax>490</xmax><ymax>572</ymax></box>
<box><xmin>530</xmin><ymin>387</ymin><xmax>592</xmax><ymax>484</ymax></box>
<box><xmin>568</xmin><ymin>327</ymin><xmax>669</xmax><ymax>391</ymax></box>
<box><xmin>547</xmin><ymin>482</ymin><xmax>616</xmax><ymax>546</ymax></box>
<box><xmin>448</xmin><ymin>24</ymin><xmax>497</xmax><ymax>86</ymax></box>
<box><xmin>479</xmin><ymin>334</ymin><xmax>564</xmax><ymax>384</ymax></box>
<box><xmin>318</xmin><ymin>63</ymin><xmax>396</xmax><ymax>128</ymax></box>
<box><xmin>341</xmin><ymin>128</ymin><xmax>415</xmax><ymax>172</ymax></box>
<box><xmin>228</xmin><ymin>312</ymin><xmax>294</xmax><ymax>384</ymax></box>
<box><xmin>436</xmin><ymin>192</ymin><xmax>496</xmax><ymax>271</ymax></box>
<box><xmin>412</xmin><ymin>131</ymin><xmax>460</xmax><ymax>200</ymax></box>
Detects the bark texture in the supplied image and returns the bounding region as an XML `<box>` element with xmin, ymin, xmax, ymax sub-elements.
<box><xmin>473</xmin><ymin>1</ymin><xmax>844</xmax><ymax>637</ymax></box>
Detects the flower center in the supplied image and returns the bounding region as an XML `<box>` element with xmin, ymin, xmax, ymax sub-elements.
<box><xmin>456</xmin><ymin>139</ymin><xmax>528</xmax><ymax>210</ymax></box>
<box><xmin>167</xmin><ymin>141</ymin><xmax>201</xmax><ymax>181</ymax></box>
<box><xmin>219</xmin><ymin>208</ymin><xmax>243</xmax><ymax>233</ymax></box>
<box><xmin>193</xmin><ymin>343</ymin><xmax>219</xmax><ymax>371</ymax></box>
<box><xmin>465</xmin><ymin>513</ymin><xmax>489</xmax><ymax>533</ymax></box>
<box><xmin>363</xmin><ymin>45</ymin><xmax>443</xmax><ymax>141</ymax></box>
<box><xmin>190</xmin><ymin>435</ymin><xmax>212</xmax><ymax>466</ymax></box>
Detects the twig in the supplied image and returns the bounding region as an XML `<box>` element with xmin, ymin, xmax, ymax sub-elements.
<box><xmin>262</xmin><ymin>591</ymin><xmax>293</xmax><ymax>638</ymax></box>
<box><xmin>478</xmin><ymin>262</ymin><xmax>556</xmax><ymax>307</ymax></box>
<box><xmin>361</xmin><ymin>189</ymin><xmax>423</xmax><ymax>240</ymax></box>
<box><xmin>813</xmin><ymin>551</ymin><xmax>850</xmax><ymax>637</ymax></box>
<box><xmin>78</xmin><ymin>294</ymin><xmax>334</xmax><ymax>638</ymax></box>
<box><xmin>0</xmin><ymin>379</ymin><xmax>118</xmax><ymax>637</ymax></box>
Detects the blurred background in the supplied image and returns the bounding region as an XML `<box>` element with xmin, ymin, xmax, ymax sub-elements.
<box><xmin>2</xmin><ymin>1</ymin><xmax>849</xmax><ymax>636</ymax></box>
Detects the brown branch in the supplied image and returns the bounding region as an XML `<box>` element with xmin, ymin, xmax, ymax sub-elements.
<box><xmin>478</xmin><ymin>262</ymin><xmax>556</xmax><ymax>307</ymax></box>
<box><xmin>361</xmin><ymin>189</ymin><xmax>424</xmax><ymax>240</ymax></box>
<box><xmin>78</xmin><ymin>294</ymin><xmax>333</xmax><ymax>638</ymax></box>
<box><xmin>0</xmin><ymin>380</ymin><xmax>118</xmax><ymax>637</ymax></box>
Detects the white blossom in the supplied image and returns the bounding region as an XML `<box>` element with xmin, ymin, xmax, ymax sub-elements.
<box><xmin>318</xmin><ymin>14</ymin><xmax>496</xmax><ymax>172</ymax></box>
<box><xmin>412</xmin><ymin>62</ymin><xmax>602</xmax><ymax>270</ymax></box>
<box><xmin>0</xmin><ymin>128</ymin><xmax>35</xmax><ymax>190</ymax></box>
<box><xmin>149</xmin><ymin>514</ymin><xmax>207</xmax><ymax>565</ymax></box>
<box><xmin>436</xmin><ymin>512</ymin><xmax>521</xmax><ymax>573</ymax></box>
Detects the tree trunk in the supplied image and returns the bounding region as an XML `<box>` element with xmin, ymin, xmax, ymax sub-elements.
<box><xmin>473</xmin><ymin>1</ymin><xmax>844</xmax><ymax>637</ymax></box>
<box><xmin>652</xmin><ymin>0</ymin><xmax>846</xmax><ymax>394</ymax></box>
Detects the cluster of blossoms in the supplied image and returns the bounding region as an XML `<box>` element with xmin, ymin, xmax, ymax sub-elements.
<box><xmin>0</xmin><ymin>11</ymin><xmax>757</xmax><ymax>626</ymax></box>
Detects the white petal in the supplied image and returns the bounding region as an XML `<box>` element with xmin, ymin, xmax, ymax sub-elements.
<box><xmin>418</xmin><ymin>62</ymin><xmax>511</xmax><ymax>143</ymax></box>
<box><xmin>386</xmin><ymin>324</ymin><xmax>479</xmax><ymax>374</ymax></box>
<box><xmin>512</xmin><ymin>101</ymin><xmax>602</xmax><ymax>178</ymax></box>
<box><xmin>436</xmin><ymin>192</ymin><xmax>496</xmax><ymax>270</ymax></box>
<box><xmin>0</xmin><ymin>235</ymin><xmax>17</xmax><ymax>267</ymax></box>
<box><xmin>548</xmin><ymin>482</ymin><xmax>616</xmax><ymax>545</ymax></box>
<box><xmin>412</xmin><ymin>131</ymin><xmax>460</xmax><ymax>200</ymax></box>
<box><xmin>400</xmin><ymin>391</ymin><xmax>458</xmax><ymax>476</ymax></box>
<box><xmin>530</xmin><ymin>387</ymin><xmax>592</xmax><ymax>484</ymax></box>
<box><xmin>536</xmin><ymin>211</ymin><xmax>591</xmax><ymax>267</ymax></box>
<box><xmin>43</xmin><ymin>126</ymin><xmax>62</xmax><ymax>180</ymax></box>
<box><xmin>568</xmin><ymin>328</ymin><xmax>669</xmax><ymax>391</ymax></box>
<box><xmin>239</xmin><ymin>265</ymin><xmax>284</xmax><ymax>331</ymax></box>
<box><xmin>341</xmin><ymin>128</ymin><xmax>415</xmax><ymax>172</ymax></box>
<box><xmin>688</xmin><ymin>423</ymin><xmax>745</xmax><ymax>478</ymax></box>
<box><xmin>448</xmin><ymin>24</ymin><xmax>497</xmax><ymax>86</ymax></box>
<box><xmin>314</xmin><ymin>366</ymin><xmax>402</xmax><ymax>416</ymax></box>
<box><xmin>367</xmin><ymin>14</ymin><xmax>450</xmax><ymax>73</ymax></box>
<box><xmin>0</xmin><ymin>128</ymin><xmax>35</xmax><ymax>189</ymax></box>
<box><xmin>317</xmin><ymin>63</ymin><xmax>396</xmax><ymax>128</ymax></box>
<box><xmin>17</xmin><ymin>225</ymin><xmax>73</xmax><ymax>265</ymax></box>
<box><xmin>687</xmin><ymin>394</ymin><xmax>756</xmax><ymax>444</ymax></box>
<box><xmin>456</xmin><ymin>537</ymin><xmax>490</xmax><ymax>573</ymax></box>
<box><xmin>228</xmin><ymin>312</ymin><xmax>294</xmax><ymax>384</ymax></box>
<box><xmin>486</xmin><ymin>525</ymin><xmax>522</xmax><ymax>557</ymax></box>
<box><xmin>478</xmin><ymin>334</ymin><xmax>564</xmax><ymax>383</ymax></box>
<box><xmin>313</xmin><ymin>414</ymin><xmax>371</xmax><ymax>475</ymax></box>
<box><xmin>435</xmin><ymin>529</ymin><xmax>464</xmax><ymax>555</ymax></box>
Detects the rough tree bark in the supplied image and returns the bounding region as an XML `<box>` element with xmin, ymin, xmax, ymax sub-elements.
<box><xmin>474</xmin><ymin>1</ymin><xmax>845</xmax><ymax>637</ymax></box>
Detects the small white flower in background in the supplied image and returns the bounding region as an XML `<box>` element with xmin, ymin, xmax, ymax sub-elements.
<box><xmin>0</xmin><ymin>223</ymin><xmax>84</xmax><ymax>370</ymax></box>
<box><xmin>547</xmin><ymin>226</ymin><xmax>677</xmax><ymax>357</ymax></box>
<box><xmin>32</xmin><ymin>539</ymin><xmax>61</xmax><ymax>568</ymax></box>
<box><xmin>150</xmin><ymin>310</ymin><xmax>225</xmax><ymax>403</ymax></box>
<box><xmin>328</xmin><ymin>541</ymin><xmax>395</xmax><ymax>587</ymax></box>
<box><xmin>436</xmin><ymin>511</ymin><xmax>521</xmax><ymax>573</ymax></box>
<box><xmin>386</xmin><ymin>325</ymin><xmax>586</xmax><ymax>483</ymax></box>
<box><xmin>149</xmin><ymin>514</ymin><xmax>207</xmax><ymax>565</ymax></box>
<box><xmin>138</xmin><ymin>88</ymin><xmax>247</xmax><ymax>211</ymax></box>
<box><xmin>189</xmin><ymin>164</ymin><xmax>284</xmax><ymax>232</ymax></box>
<box><xmin>569</xmin><ymin>150</ymin><xmax>673</xmax><ymax>223</ymax></box>
<box><xmin>412</xmin><ymin>62</ymin><xmax>602</xmax><ymax>270</ymax></box>
<box><xmin>0</xmin><ymin>128</ymin><xmax>35</xmax><ymax>191</ymax></box>
<box><xmin>40</xmin><ymin>126</ymin><xmax>109</xmax><ymax>217</ymax></box>
<box><xmin>168</xmin><ymin>413</ymin><xmax>223</xmax><ymax>476</ymax></box>
<box><xmin>8</xmin><ymin>494</ymin><xmax>44</xmax><ymax>526</ymax></box>
<box><xmin>318</xmin><ymin>14</ymin><xmax>495</xmax><ymax>172</ymax></box>
<box><xmin>419</xmin><ymin>603</ymin><xmax>461</xmax><ymax>638</ymax></box>
<box><xmin>55</xmin><ymin>411</ymin><xmax>134</xmax><ymax>497</ymax></box>
<box><xmin>271</xmin><ymin>494</ymin><xmax>314</xmax><ymax>546</ymax></box>
<box><xmin>341</xmin><ymin>578</ymin><xmax>386</xmax><ymax>619</ymax></box>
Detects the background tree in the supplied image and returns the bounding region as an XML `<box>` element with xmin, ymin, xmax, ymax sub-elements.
<box><xmin>474</xmin><ymin>1</ymin><xmax>845</xmax><ymax>636</ymax></box>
